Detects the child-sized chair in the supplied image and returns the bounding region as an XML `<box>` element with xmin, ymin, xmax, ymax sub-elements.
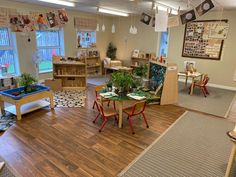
<box><xmin>191</xmin><ymin>74</ymin><xmax>210</xmax><ymax>97</ymax></box>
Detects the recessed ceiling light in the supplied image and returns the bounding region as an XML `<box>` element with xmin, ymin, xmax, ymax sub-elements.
<box><xmin>38</xmin><ymin>0</ymin><xmax>75</xmax><ymax>7</ymax></box>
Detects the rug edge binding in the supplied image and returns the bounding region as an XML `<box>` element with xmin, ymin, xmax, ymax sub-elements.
<box><xmin>117</xmin><ymin>111</ymin><xmax>189</xmax><ymax>177</ymax></box>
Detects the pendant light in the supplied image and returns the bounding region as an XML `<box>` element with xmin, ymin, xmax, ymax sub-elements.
<box><xmin>96</xmin><ymin>23</ymin><xmax>99</xmax><ymax>31</ymax></box>
<box><xmin>111</xmin><ymin>24</ymin><xmax>115</xmax><ymax>33</ymax></box>
<box><xmin>102</xmin><ymin>14</ymin><xmax>105</xmax><ymax>32</ymax></box>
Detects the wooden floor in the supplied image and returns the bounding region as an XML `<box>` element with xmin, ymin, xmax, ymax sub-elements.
<box><xmin>0</xmin><ymin>85</ymin><xmax>186</xmax><ymax>177</ymax></box>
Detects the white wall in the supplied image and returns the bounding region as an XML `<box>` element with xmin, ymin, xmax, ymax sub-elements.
<box><xmin>0</xmin><ymin>0</ymin><xmax>113</xmax><ymax>80</ymax></box>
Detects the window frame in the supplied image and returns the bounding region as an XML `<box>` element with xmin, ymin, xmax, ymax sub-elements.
<box><xmin>36</xmin><ymin>29</ymin><xmax>64</xmax><ymax>74</ymax></box>
<box><xmin>0</xmin><ymin>27</ymin><xmax>20</xmax><ymax>76</ymax></box>
<box><xmin>156</xmin><ymin>29</ymin><xmax>170</xmax><ymax>58</ymax></box>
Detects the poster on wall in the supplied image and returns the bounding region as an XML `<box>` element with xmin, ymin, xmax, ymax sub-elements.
<box><xmin>196</xmin><ymin>0</ymin><xmax>215</xmax><ymax>16</ymax></box>
<box><xmin>21</xmin><ymin>15</ymin><xmax>36</xmax><ymax>32</ymax></box>
<box><xmin>209</xmin><ymin>22</ymin><xmax>229</xmax><ymax>39</ymax></box>
<box><xmin>182</xmin><ymin>20</ymin><xmax>228</xmax><ymax>60</ymax></box>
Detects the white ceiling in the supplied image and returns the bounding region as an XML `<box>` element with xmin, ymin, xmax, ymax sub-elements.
<box><xmin>12</xmin><ymin>0</ymin><xmax>236</xmax><ymax>15</ymax></box>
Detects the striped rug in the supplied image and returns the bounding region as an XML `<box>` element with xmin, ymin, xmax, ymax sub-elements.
<box><xmin>118</xmin><ymin>112</ymin><xmax>236</xmax><ymax>177</ymax></box>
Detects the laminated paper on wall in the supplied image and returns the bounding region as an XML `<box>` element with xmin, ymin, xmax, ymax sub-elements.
<box><xmin>168</xmin><ymin>16</ymin><xmax>180</xmax><ymax>28</ymax></box>
<box><xmin>155</xmin><ymin>10</ymin><xmax>168</xmax><ymax>32</ymax></box>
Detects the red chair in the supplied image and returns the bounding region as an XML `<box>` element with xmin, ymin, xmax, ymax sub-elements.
<box><xmin>191</xmin><ymin>74</ymin><xmax>210</xmax><ymax>97</ymax></box>
<box><xmin>92</xmin><ymin>85</ymin><xmax>115</xmax><ymax>110</ymax></box>
<box><xmin>93</xmin><ymin>101</ymin><xmax>118</xmax><ymax>132</ymax></box>
<box><xmin>123</xmin><ymin>101</ymin><xmax>149</xmax><ymax>134</ymax></box>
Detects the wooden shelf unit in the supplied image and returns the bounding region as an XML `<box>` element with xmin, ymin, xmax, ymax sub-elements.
<box><xmin>131</xmin><ymin>57</ymin><xmax>150</xmax><ymax>68</ymax></box>
<box><xmin>77</xmin><ymin>49</ymin><xmax>102</xmax><ymax>77</ymax></box>
<box><xmin>53</xmin><ymin>60</ymin><xmax>86</xmax><ymax>90</ymax></box>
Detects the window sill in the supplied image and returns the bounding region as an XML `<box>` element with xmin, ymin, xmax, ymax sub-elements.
<box><xmin>39</xmin><ymin>70</ymin><xmax>53</xmax><ymax>74</ymax></box>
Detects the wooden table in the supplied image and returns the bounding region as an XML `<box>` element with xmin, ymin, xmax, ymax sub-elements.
<box><xmin>178</xmin><ymin>72</ymin><xmax>203</xmax><ymax>95</ymax></box>
<box><xmin>104</xmin><ymin>66</ymin><xmax>133</xmax><ymax>76</ymax></box>
<box><xmin>0</xmin><ymin>90</ymin><xmax>54</xmax><ymax>120</ymax></box>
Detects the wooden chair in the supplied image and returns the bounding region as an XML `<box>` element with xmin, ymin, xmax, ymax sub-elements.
<box><xmin>93</xmin><ymin>101</ymin><xmax>118</xmax><ymax>132</ymax></box>
<box><xmin>92</xmin><ymin>85</ymin><xmax>115</xmax><ymax>110</ymax></box>
<box><xmin>191</xmin><ymin>74</ymin><xmax>210</xmax><ymax>97</ymax></box>
<box><xmin>123</xmin><ymin>101</ymin><xmax>149</xmax><ymax>134</ymax></box>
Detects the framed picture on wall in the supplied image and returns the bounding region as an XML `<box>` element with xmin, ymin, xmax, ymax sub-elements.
<box><xmin>182</xmin><ymin>20</ymin><xmax>228</xmax><ymax>60</ymax></box>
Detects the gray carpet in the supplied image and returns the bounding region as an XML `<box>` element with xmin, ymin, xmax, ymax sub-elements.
<box><xmin>87</xmin><ymin>75</ymin><xmax>110</xmax><ymax>86</ymax></box>
<box><xmin>118</xmin><ymin>112</ymin><xmax>236</xmax><ymax>177</ymax></box>
<box><xmin>178</xmin><ymin>82</ymin><xmax>236</xmax><ymax>117</ymax></box>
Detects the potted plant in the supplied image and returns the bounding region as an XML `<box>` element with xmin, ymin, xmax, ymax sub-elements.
<box><xmin>106</xmin><ymin>42</ymin><xmax>117</xmax><ymax>60</ymax></box>
<box><xmin>134</xmin><ymin>64</ymin><xmax>147</xmax><ymax>78</ymax></box>
<box><xmin>111</xmin><ymin>71</ymin><xmax>133</xmax><ymax>96</ymax></box>
<box><xmin>131</xmin><ymin>79</ymin><xmax>141</xmax><ymax>92</ymax></box>
<box><xmin>18</xmin><ymin>73</ymin><xmax>37</xmax><ymax>93</ymax></box>
<box><xmin>106</xmin><ymin>80</ymin><xmax>113</xmax><ymax>92</ymax></box>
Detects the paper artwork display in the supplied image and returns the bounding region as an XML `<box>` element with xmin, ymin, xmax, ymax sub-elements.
<box><xmin>182</xmin><ymin>20</ymin><xmax>228</xmax><ymax>60</ymax></box>
<box><xmin>58</xmin><ymin>9</ymin><xmax>69</xmax><ymax>25</ymax></box>
<box><xmin>168</xmin><ymin>16</ymin><xmax>180</xmax><ymax>28</ymax></box>
<box><xmin>9</xmin><ymin>14</ymin><xmax>24</xmax><ymax>32</ymax></box>
<box><xmin>196</xmin><ymin>0</ymin><xmax>215</xmax><ymax>16</ymax></box>
<box><xmin>180</xmin><ymin>9</ymin><xmax>196</xmax><ymax>25</ymax></box>
<box><xmin>140</xmin><ymin>12</ymin><xmax>151</xmax><ymax>25</ymax></box>
<box><xmin>0</xmin><ymin>8</ymin><xmax>8</xmax><ymax>27</ymax></box>
<box><xmin>46</xmin><ymin>12</ymin><xmax>58</xmax><ymax>28</ymax></box>
<box><xmin>209</xmin><ymin>22</ymin><xmax>229</xmax><ymax>39</ymax></box>
<box><xmin>155</xmin><ymin>10</ymin><xmax>168</xmax><ymax>32</ymax></box>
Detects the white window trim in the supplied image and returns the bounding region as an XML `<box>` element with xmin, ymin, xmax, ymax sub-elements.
<box><xmin>0</xmin><ymin>28</ymin><xmax>20</xmax><ymax>76</ymax></box>
<box><xmin>36</xmin><ymin>29</ymin><xmax>64</xmax><ymax>74</ymax></box>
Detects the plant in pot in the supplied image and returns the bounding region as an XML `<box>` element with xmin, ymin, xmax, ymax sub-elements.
<box><xmin>106</xmin><ymin>79</ymin><xmax>113</xmax><ymax>92</ymax></box>
<box><xmin>19</xmin><ymin>73</ymin><xmax>37</xmax><ymax>93</ymax></box>
<box><xmin>111</xmin><ymin>71</ymin><xmax>133</xmax><ymax>96</ymax></box>
<box><xmin>131</xmin><ymin>78</ymin><xmax>141</xmax><ymax>92</ymax></box>
<box><xmin>106</xmin><ymin>42</ymin><xmax>117</xmax><ymax>60</ymax></box>
<box><xmin>134</xmin><ymin>64</ymin><xmax>147</xmax><ymax>78</ymax></box>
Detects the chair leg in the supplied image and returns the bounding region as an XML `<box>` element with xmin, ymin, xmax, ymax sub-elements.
<box><xmin>99</xmin><ymin>118</ymin><xmax>108</xmax><ymax>132</ymax></box>
<box><xmin>92</xmin><ymin>100</ymin><xmax>96</xmax><ymax>109</ymax></box>
<box><xmin>128</xmin><ymin>116</ymin><xmax>135</xmax><ymax>134</ymax></box>
<box><xmin>114</xmin><ymin>115</ymin><xmax>118</xmax><ymax>126</ymax></box>
<box><xmin>201</xmin><ymin>87</ymin><xmax>207</xmax><ymax>97</ymax></box>
<box><xmin>204</xmin><ymin>86</ymin><xmax>209</xmax><ymax>94</ymax></box>
<box><xmin>107</xmin><ymin>100</ymin><xmax>110</xmax><ymax>107</ymax></box>
<box><xmin>93</xmin><ymin>113</ymin><xmax>100</xmax><ymax>123</ymax></box>
<box><xmin>113</xmin><ymin>101</ymin><xmax>116</xmax><ymax>110</ymax></box>
<box><xmin>142</xmin><ymin>113</ymin><xmax>149</xmax><ymax>128</ymax></box>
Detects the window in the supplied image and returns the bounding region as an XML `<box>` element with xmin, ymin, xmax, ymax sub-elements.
<box><xmin>0</xmin><ymin>28</ymin><xmax>19</xmax><ymax>76</ymax></box>
<box><xmin>36</xmin><ymin>30</ymin><xmax>64</xmax><ymax>73</ymax></box>
<box><xmin>159</xmin><ymin>30</ymin><xmax>169</xmax><ymax>58</ymax></box>
<box><xmin>77</xmin><ymin>31</ymin><xmax>96</xmax><ymax>48</ymax></box>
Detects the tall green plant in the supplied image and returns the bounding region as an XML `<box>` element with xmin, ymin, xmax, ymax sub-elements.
<box><xmin>106</xmin><ymin>42</ymin><xmax>117</xmax><ymax>60</ymax></box>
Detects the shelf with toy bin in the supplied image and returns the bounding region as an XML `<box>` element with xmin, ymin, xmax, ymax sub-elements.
<box><xmin>130</xmin><ymin>50</ymin><xmax>156</xmax><ymax>68</ymax></box>
<box><xmin>52</xmin><ymin>56</ymin><xmax>86</xmax><ymax>90</ymax></box>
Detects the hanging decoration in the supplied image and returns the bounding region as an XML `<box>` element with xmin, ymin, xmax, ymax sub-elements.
<box><xmin>102</xmin><ymin>24</ymin><xmax>105</xmax><ymax>32</ymax></box>
<box><xmin>180</xmin><ymin>9</ymin><xmax>196</xmax><ymax>25</ymax></box>
<box><xmin>96</xmin><ymin>23</ymin><xmax>99</xmax><ymax>31</ymax></box>
<box><xmin>155</xmin><ymin>9</ymin><xmax>168</xmax><ymax>32</ymax></box>
<box><xmin>111</xmin><ymin>24</ymin><xmax>115</xmax><ymax>33</ymax></box>
<box><xmin>196</xmin><ymin>0</ymin><xmax>215</xmax><ymax>16</ymax></box>
<box><xmin>58</xmin><ymin>9</ymin><xmax>69</xmax><ymax>25</ymax></box>
<box><xmin>140</xmin><ymin>12</ymin><xmax>151</xmax><ymax>25</ymax></box>
<box><xmin>46</xmin><ymin>11</ymin><xmax>58</xmax><ymax>28</ymax></box>
<box><xmin>168</xmin><ymin>16</ymin><xmax>180</xmax><ymax>28</ymax></box>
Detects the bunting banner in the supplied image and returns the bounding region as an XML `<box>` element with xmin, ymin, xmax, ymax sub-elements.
<box><xmin>46</xmin><ymin>11</ymin><xmax>58</xmax><ymax>28</ymax></box>
<box><xmin>155</xmin><ymin>10</ymin><xmax>168</xmax><ymax>32</ymax></box>
<box><xmin>140</xmin><ymin>12</ymin><xmax>151</xmax><ymax>25</ymax></box>
<box><xmin>168</xmin><ymin>16</ymin><xmax>180</xmax><ymax>28</ymax></box>
<box><xmin>196</xmin><ymin>0</ymin><xmax>215</xmax><ymax>16</ymax></box>
<box><xmin>58</xmin><ymin>9</ymin><xmax>69</xmax><ymax>25</ymax></box>
<box><xmin>180</xmin><ymin>9</ymin><xmax>196</xmax><ymax>25</ymax></box>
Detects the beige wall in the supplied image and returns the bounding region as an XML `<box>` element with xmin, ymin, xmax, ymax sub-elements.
<box><xmin>0</xmin><ymin>0</ymin><xmax>113</xmax><ymax>80</ymax></box>
<box><xmin>112</xmin><ymin>11</ymin><xmax>236</xmax><ymax>88</ymax></box>
<box><xmin>112</xmin><ymin>17</ymin><xmax>158</xmax><ymax>65</ymax></box>
<box><xmin>168</xmin><ymin>11</ymin><xmax>236</xmax><ymax>88</ymax></box>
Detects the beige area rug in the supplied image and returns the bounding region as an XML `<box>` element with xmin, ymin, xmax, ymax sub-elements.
<box><xmin>118</xmin><ymin>111</ymin><xmax>236</xmax><ymax>177</ymax></box>
<box><xmin>178</xmin><ymin>82</ymin><xmax>236</xmax><ymax>117</ymax></box>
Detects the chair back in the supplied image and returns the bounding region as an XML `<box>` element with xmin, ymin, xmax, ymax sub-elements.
<box><xmin>95</xmin><ymin>85</ymin><xmax>106</xmax><ymax>98</ymax></box>
<box><xmin>202</xmin><ymin>75</ymin><xmax>209</xmax><ymax>86</ymax></box>
<box><xmin>95</xmin><ymin>100</ymin><xmax>105</xmax><ymax>117</ymax></box>
<box><xmin>131</xmin><ymin>101</ymin><xmax>146</xmax><ymax>115</ymax></box>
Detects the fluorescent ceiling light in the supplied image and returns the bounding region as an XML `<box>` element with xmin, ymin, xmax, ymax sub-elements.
<box><xmin>98</xmin><ymin>8</ymin><xmax>129</xmax><ymax>17</ymax></box>
<box><xmin>38</xmin><ymin>0</ymin><xmax>75</xmax><ymax>7</ymax></box>
<box><xmin>153</xmin><ymin>4</ymin><xmax>178</xmax><ymax>15</ymax></box>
